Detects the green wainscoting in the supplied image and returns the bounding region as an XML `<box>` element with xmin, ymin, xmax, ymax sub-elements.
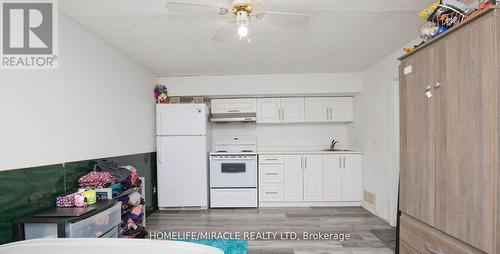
<box><xmin>0</xmin><ymin>152</ymin><xmax>157</xmax><ymax>244</ymax></box>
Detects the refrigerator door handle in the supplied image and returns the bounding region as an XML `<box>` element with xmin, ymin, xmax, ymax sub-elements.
<box><xmin>157</xmin><ymin>139</ymin><xmax>162</xmax><ymax>164</ymax></box>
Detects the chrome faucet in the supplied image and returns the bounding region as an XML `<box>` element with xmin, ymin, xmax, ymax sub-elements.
<box><xmin>330</xmin><ymin>139</ymin><xmax>339</xmax><ymax>150</ymax></box>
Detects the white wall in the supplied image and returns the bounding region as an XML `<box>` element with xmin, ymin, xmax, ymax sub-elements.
<box><xmin>353</xmin><ymin>40</ymin><xmax>417</xmax><ymax>226</ymax></box>
<box><xmin>159</xmin><ymin>73</ymin><xmax>363</xmax><ymax>97</ymax></box>
<box><xmin>0</xmin><ymin>14</ymin><xmax>157</xmax><ymax>171</ymax></box>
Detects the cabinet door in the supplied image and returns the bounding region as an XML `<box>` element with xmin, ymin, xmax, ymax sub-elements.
<box><xmin>330</xmin><ymin>97</ymin><xmax>353</xmax><ymax>122</ymax></box>
<box><xmin>257</xmin><ymin>98</ymin><xmax>281</xmax><ymax>123</ymax></box>
<box><xmin>211</xmin><ymin>99</ymin><xmax>257</xmax><ymax>114</ymax></box>
<box><xmin>303</xmin><ymin>155</ymin><xmax>323</xmax><ymax>201</ymax></box>
<box><xmin>433</xmin><ymin>16</ymin><xmax>495</xmax><ymax>252</ymax></box>
<box><xmin>399</xmin><ymin>45</ymin><xmax>436</xmax><ymax>226</ymax></box>
<box><xmin>322</xmin><ymin>155</ymin><xmax>342</xmax><ymax>201</ymax></box>
<box><xmin>281</xmin><ymin>98</ymin><xmax>305</xmax><ymax>123</ymax></box>
<box><xmin>284</xmin><ymin>155</ymin><xmax>304</xmax><ymax>201</ymax></box>
<box><xmin>340</xmin><ymin>155</ymin><xmax>362</xmax><ymax>201</ymax></box>
<box><xmin>305</xmin><ymin>97</ymin><xmax>330</xmax><ymax>122</ymax></box>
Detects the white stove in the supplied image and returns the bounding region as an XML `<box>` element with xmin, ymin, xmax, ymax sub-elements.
<box><xmin>209</xmin><ymin>136</ymin><xmax>258</xmax><ymax>208</ymax></box>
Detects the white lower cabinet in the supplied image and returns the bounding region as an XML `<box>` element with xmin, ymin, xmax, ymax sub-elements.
<box><xmin>340</xmin><ymin>155</ymin><xmax>362</xmax><ymax>201</ymax></box>
<box><xmin>303</xmin><ymin>155</ymin><xmax>323</xmax><ymax>201</ymax></box>
<box><xmin>259</xmin><ymin>153</ymin><xmax>362</xmax><ymax>206</ymax></box>
<box><xmin>284</xmin><ymin>155</ymin><xmax>304</xmax><ymax>201</ymax></box>
<box><xmin>322</xmin><ymin>155</ymin><xmax>342</xmax><ymax>201</ymax></box>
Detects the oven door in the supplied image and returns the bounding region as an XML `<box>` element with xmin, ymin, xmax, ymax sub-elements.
<box><xmin>210</xmin><ymin>155</ymin><xmax>257</xmax><ymax>188</ymax></box>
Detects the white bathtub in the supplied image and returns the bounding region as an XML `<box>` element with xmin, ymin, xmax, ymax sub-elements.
<box><xmin>0</xmin><ymin>239</ymin><xmax>224</xmax><ymax>254</ymax></box>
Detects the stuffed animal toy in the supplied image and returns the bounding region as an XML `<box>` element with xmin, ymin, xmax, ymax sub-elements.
<box><xmin>74</xmin><ymin>194</ymin><xmax>85</xmax><ymax>207</ymax></box>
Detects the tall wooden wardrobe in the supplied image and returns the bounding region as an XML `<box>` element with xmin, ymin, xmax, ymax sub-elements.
<box><xmin>399</xmin><ymin>7</ymin><xmax>500</xmax><ymax>254</ymax></box>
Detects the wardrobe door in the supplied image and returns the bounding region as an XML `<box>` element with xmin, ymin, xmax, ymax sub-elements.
<box><xmin>399</xmin><ymin>45</ymin><xmax>436</xmax><ymax>226</ymax></box>
<box><xmin>434</xmin><ymin>15</ymin><xmax>496</xmax><ymax>253</ymax></box>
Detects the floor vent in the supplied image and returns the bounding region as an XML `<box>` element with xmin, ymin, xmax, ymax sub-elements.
<box><xmin>364</xmin><ymin>191</ymin><xmax>376</xmax><ymax>206</ymax></box>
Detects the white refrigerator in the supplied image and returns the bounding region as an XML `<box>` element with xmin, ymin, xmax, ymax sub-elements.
<box><xmin>156</xmin><ymin>104</ymin><xmax>209</xmax><ymax>208</ymax></box>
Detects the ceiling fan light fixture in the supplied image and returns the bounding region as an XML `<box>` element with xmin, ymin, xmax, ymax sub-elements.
<box><xmin>238</xmin><ymin>23</ymin><xmax>249</xmax><ymax>37</ymax></box>
<box><xmin>236</xmin><ymin>10</ymin><xmax>250</xmax><ymax>38</ymax></box>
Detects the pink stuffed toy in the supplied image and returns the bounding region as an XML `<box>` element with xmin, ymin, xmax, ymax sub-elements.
<box><xmin>74</xmin><ymin>194</ymin><xmax>85</xmax><ymax>207</ymax></box>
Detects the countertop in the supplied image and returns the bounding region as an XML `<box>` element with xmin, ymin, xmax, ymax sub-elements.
<box><xmin>257</xmin><ymin>150</ymin><xmax>362</xmax><ymax>155</ymax></box>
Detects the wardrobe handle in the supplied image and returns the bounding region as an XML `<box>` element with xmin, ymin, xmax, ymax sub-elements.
<box><xmin>425</xmin><ymin>243</ymin><xmax>443</xmax><ymax>254</ymax></box>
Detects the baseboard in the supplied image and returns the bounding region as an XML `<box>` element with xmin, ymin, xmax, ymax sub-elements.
<box><xmin>259</xmin><ymin>201</ymin><xmax>361</xmax><ymax>207</ymax></box>
<box><xmin>362</xmin><ymin>201</ymin><xmax>378</xmax><ymax>216</ymax></box>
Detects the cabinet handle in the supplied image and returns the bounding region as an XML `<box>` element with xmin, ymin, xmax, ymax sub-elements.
<box><xmin>228</xmin><ymin>109</ymin><xmax>240</xmax><ymax>113</ymax></box>
<box><xmin>281</xmin><ymin>108</ymin><xmax>285</xmax><ymax>120</ymax></box>
<box><xmin>326</xmin><ymin>108</ymin><xmax>330</xmax><ymax>120</ymax></box>
<box><xmin>301</xmin><ymin>157</ymin><xmax>304</xmax><ymax>169</ymax></box>
<box><xmin>343</xmin><ymin>157</ymin><xmax>346</xmax><ymax>169</ymax></box>
<box><xmin>265</xmin><ymin>173</ymin><xmax>279</xmax><ymax>176</ymax></box>
<box><xmin>304</xmin><ymin>157</ymin><xmax>307</xmax><ymax>169</ymax></box>
<box><xmin>265</xmin><ymin>158</ymin><xmax>278</xmax><ymax>161</ymax></box>
<box><xmin>425</xmin><ymin>243</ymin><xmax>443</xmax><ymax>254</ymax></box>
<box><xmin>339</xmin><ymin>157</ymin><xmax>342</xmax><ymax>168</ymax></box>
<box><xmin>265</xmin><ymin>192</ymin><xmax>278</xmax><ymax>195</ymax></box>
<box><xmin>330</xmin><ymin>108</ymin><xmax>333</xmax><ymax>120</ymax></box>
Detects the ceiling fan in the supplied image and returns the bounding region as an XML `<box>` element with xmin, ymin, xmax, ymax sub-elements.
<box><xmin>165</xmin><ymin>0</ymin><xmax>311</xmax><ymax>42</ymax></box>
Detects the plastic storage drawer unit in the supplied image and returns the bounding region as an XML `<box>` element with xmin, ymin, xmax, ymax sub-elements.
<box><xmin>14</xmin><ymin>200</ymin><xmax>121</xmax><ymax>240</ymax></box>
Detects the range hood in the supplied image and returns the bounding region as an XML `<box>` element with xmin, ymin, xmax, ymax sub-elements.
<box><xmin>210</xmin><ymin>112</ymin><xmax>256</xmax><ymax>122</ymax></box>
<box><xmin>210</xmin><ymin>98</ymin><xmax>257</xmax><ymax>122</ymax></box>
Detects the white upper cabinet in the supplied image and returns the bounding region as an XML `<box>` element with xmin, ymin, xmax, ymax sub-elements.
<box><xmin>281</xmin><ymin>98</ymin><xmax>305</xmax><ymax>123</ymax></box>
<box><xmin>331</xmin><ymin>97</ymin><xmax>354</xmax><ymax>122</ymax></box>
<box><xmin>211</xmin><ymin>99</ymin><xmax>257</xmax><ymax>114</ymax></box>
<box><xmin>257</xmin><ymin>98</ymin><xmax>305</xmax><ymax>123</ymax></box>
<box><xmin>305</xmin><ymin>97</ymin><xmax>353</xmax><ymax>123</ymax></box>
<box><xmin>305</xmin><ymin>97</ymin><xmax>331</xmax><ymax>122</ymax></box>
<box><xmin>257</xmin><ymin>98</ymin><xmax>281</xmax><ymax>123</ymax></box>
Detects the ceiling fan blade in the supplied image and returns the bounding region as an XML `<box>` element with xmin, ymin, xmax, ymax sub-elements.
<box><xmin>258</xmin><ymin>12</ymin><xmax>310</xmax><ymax>23</ymax></box>
<box><xmin>212</xmin><ymin>23</ymin><xmax>236</xmax><ymax>42</ymax></box>
<box><xmin>166</xmin><ymin>1</ymin><xmax>223</xmax><ymax>15</ymax></box>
